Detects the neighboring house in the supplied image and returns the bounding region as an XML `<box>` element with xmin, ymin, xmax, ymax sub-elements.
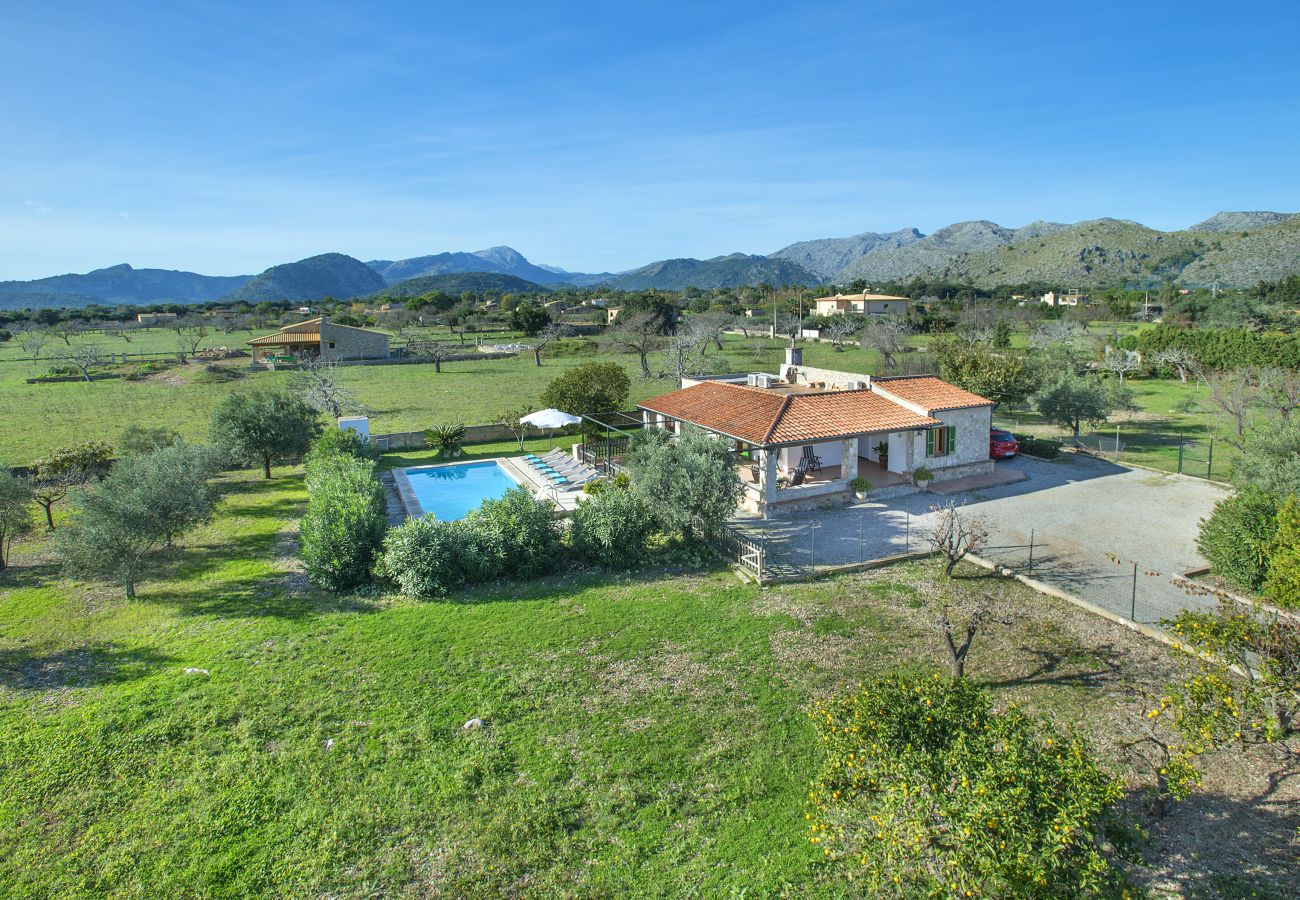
<box><xmin>635</xmin><ymin>349</ymin><xmax>993</xmax><ymax>516</ymax></box>
<box><xmin>136</xmin><ymin>311</ymin><xmax>178</xmax><ymax>324</ymax></box>
<box><xmin>812</xmin><ymin>292</ymin><xmax>910</xmax><ymax>316</ymax></box>
<box><xmin>606</xmin><ymin>307</ymin><xmax>622</xmax><ymax>324</ymax></box>
<box><xmin>246</xmin><ymin>317</ymin><xmax>390</xmax><ymax>363</ymax></box>
<box><xmin>1040</xmin><ymin>290</ymin><xmax>1089</xmax><ymax>307</ymax></box>
<box><xmin>743</xmin><ymin>307</ymin><xmax>766</xmax><ymax>318</ymax></box>
<box><xmin>204</xmin><ymin>309</ymin><xmax>239</xmax><ymax>320</ymax></box>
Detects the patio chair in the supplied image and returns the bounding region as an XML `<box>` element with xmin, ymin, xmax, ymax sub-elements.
<box><xmin>800</xmin><ymin>445</ymin><xmax>822</xmax><ymax>473</ymax></box>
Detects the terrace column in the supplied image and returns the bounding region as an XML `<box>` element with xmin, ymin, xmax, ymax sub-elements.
<box><xmin>839</xmin><ymin>436</ymin><xmax>858</xmax><ymax>485</ymax></box>
<box><xmin>759</xmin><ymin>448</ymin><xmax>778</xmax><ymax>504</ymax></box>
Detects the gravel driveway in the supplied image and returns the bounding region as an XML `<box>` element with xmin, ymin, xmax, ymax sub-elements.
<box><xmin>735</xmin><ymin>454</ymin><xmax>1227</xmax><ymax>625</ymax></box>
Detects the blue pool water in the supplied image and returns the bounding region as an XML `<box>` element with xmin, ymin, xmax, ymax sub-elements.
<box><xmin>403</xmin><ymin>461</ymin><xmax>520</xmax><ymax>520</ymax></box>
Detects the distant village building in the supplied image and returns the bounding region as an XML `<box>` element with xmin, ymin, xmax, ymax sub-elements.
<box><xmin>743</xmin><ymin>308</ymin><xmax>766</xmax><ymax>318</ymax></box>
<box><xmin>812</xmin><ymin>292</ymin><xmax>910</xmax><ymax>316</ymax></box>
<box><xmin>136</xmin><ymin>311</ymin><xmax>178</xmax><ymax>324</ymax></box>
<box><xmin>247</xmin><ymin>317</ymin><xmax>390</xmax><ymax>364</ymax></box>
<box><xmin>1040</xmin><ymin>291</ymin><xmax>1089</xmax><ymax>307</ymax></box>
<box><xmin>606</xmin><ymin>307</ymin><xmax>622</xmax><ymax>324</ymax></box>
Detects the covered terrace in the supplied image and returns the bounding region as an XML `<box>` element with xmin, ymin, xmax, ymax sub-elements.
<box><xmin>633</xmin><ymin>380</ymin><xmax>941</xmax><ymax>516</ymax></box>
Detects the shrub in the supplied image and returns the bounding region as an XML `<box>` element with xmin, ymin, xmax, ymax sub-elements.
<box><xmin>465</xmin><ymin>487</ymin><xmax>560</xmax><ymax>579</ymax></box>
<box><xmin>1018</xmin><ymin>435</ymin><xmax>1062</xmax><ymax>459</ymax></box>
<box><xmin>300</xmin><ymin>454</ymin><xmax>386</xmax><ymax>592</ymax></box>
<box><xmin>1197</xmin><ymin>488</ymin><xmax>1280</xmax><ymax>592</ymax></box>
<box><xmin>539</xmin><ymin>362</ymin><xmax>631</xmax><ymax>419</ymax></box>
<box><xmin>423</xmin><ymin>422</ymin><xmax>467</xmax><ymax>457</ymax></box>
<box><xmin>117</xmin><ymin>425</ymin><xmax>182</xmax><ymax>457</ymax></box>
<box><xmin>911</xmin><ymin>465</ymin><xmax>933</xmax><ymax>483</ymax></box>
<box><xmin>570</xmin><ymin>487</ymin><xmax>654</xmax><ymax>568</ymax></box>
<box><xmin>849</xmin><ymin>476</ymin><xmax>871</xmax><ymax>493</ymax></box>
<box><xmin>377</xmin><ymin>516</ymin><xmax>496</xmax><ymax>598</ymax></box>
<box><xmin>628</xmin><ymin>428</ymin><xmax>744</xmax><ymax>539</ymax></box>
<box><xmin>808</xmin><ymin>675</ymin><xmax>1127</xmax><ymax>896</ymax></box>
<box><xmin>306</xmin><ymin>426</ymin><xmax>379</xmax><ymax>468</ymax></box>
<box><xmin>1263</xmin><ymin>496</ymin><xmax>1300</xmax><ymax>607</ymax></box>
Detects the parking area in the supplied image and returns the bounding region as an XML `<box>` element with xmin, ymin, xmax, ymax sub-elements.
<box><xmin>734</xmin><ymin>454</ymin><xmax>1228</xmax><ymax>625</ymax></box>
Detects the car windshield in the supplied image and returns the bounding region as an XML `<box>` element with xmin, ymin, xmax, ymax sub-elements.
<box><xmin>992</xmin><ymin>430</ymin><xmax>1014</xmax><ymax>440</ymax></box>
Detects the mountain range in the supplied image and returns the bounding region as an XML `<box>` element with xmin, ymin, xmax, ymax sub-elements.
<box><xmin>2</xmin><ymin>211</ymin><xmax>1296</xmax><ymax>310</ymax></box>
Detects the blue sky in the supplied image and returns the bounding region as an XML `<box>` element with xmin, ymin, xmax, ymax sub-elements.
<box><xmin>2</xmin><ymin>0</ymin><xmax>1298</xmax><ymax>279</ymax></box>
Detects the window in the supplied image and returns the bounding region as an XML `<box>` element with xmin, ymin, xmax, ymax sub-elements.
<box><xmin>328</xmin><ymin>341</ymin><xmax>336</xmax><ymax>349</ymax></box>
<box><xmin>926</xmin><ymin>425</ymin><xmax>957</xmax><ymax>458</ymax></box>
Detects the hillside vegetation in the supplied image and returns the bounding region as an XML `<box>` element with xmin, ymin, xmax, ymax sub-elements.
<box><xmin>223</xmin><ymin>253</ymin><xmax>386</xmax><ymax>303</ymax></box>
<box><xmin>374</xmin><ymin>271</ymin><xmax>550</xmax><ymax>298</ymax></box>
<box><xmin>603</xmin><ymin>253</ymin><xmax>820</xmax><ymax>291</ymax></box>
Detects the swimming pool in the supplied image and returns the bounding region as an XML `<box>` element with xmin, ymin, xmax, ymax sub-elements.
<box><xmin>398</xmin><ymin>460</ymin><xmax>521</xmax><ymax>521</ymax></box>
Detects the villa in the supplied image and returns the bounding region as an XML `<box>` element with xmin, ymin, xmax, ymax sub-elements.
<box><xmin>629</xmin><ymin>349</ymin><xmax>994</xmax><ymax>516</ymax></box>
<box><xmin>812</xmin><ymin>291</ymin><xmax>910</xmax><ymax>317</ymax></box>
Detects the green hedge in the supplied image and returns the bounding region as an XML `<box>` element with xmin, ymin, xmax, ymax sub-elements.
<box><xmin>1017</xmin><ymin>435</ymin><xmax>1062</xmax><ymax>459</ymax></box>
<box><xmin>1137</xmin><ymin>325</ymin><xmax>1300</xmax><ymax>370</ymax></box>
<box><xmin>300</xmin><ymin>453</ymin><xmax>386</xmax><ymax>592</ymax></box>
<box><xmin>1196</xmin><ymin>488</ymin><xmax>1280</xmax><ymax>592</ymax></box>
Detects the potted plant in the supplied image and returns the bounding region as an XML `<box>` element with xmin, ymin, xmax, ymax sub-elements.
<box><xmin>849</xmin><ymin>476</ymin><xmax>871</xmax><ymax>500</ymax></box>
<box><xmin>874</xmin><ymin>441</ymin><xmax>889</xmax><ymax>469</ymax></box>
<box><xmin>424</xmin><ymin>422</ymin><xmax>467</xmax><ymax>459</ymax></box>
<box><xmin>912</xmin><ymin>465</ymin><xmax>934</xmax><ymax>489</ymax></box>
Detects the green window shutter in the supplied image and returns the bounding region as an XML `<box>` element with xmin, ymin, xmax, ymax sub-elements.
<box><xmin>947</xmin><ymin>426</ymin><xmax>957</xmax><ymax>455</ymax></box>
<box><xmin>926</xmin><ymin>429</ymin><xmax>935</xmax><ymax>457</ymax></box>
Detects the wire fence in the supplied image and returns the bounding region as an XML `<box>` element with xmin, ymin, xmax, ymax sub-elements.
<box><xmin>993</xmin><ymin>414</ymin><xmax>1234</xmax><ymax>483</ymax></box>
<box><xmin>735</xmin><ymin>514</ymin><xmax>1213</xmax><ymax>630</ymax></box>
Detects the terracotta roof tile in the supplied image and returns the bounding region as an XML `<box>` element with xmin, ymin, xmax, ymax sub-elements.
<box><xmin>769</xmin><ymin>391</ymin><xmax>939</xmax><ymax>443</ymax></box>
<box><xmin>639</xmin><ymin>382</ymin><xmax>788</xmax><ymax>444</ymax></box>
<box><xmin>869</xmin><ymin>376</ymin><xmax>993</xmax><ymax>412</ymax></box>
<box><xmin>638</xmin><ymin>381</ymin><xmax>939</xmax><ymax>446</ymax></box>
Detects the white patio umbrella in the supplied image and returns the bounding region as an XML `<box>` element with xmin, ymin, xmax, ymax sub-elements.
<box><xmin>520</xmin><ymin>408</ymin><xmax>581</xmax><ymax>449</ymax></box>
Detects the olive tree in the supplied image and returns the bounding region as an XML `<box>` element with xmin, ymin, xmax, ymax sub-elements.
<box><xmin>31</xmin><ymin>441</ymin><xmax>113</xmax><ymax>530</ymax></box>
<box><xmin>1032</xmin><ymin>372</ymin><xmax>1115</xmax><ymax>440</ymax></box>
<box><xmin>210</xmin><ymin>389</ymin><xmax>320</xmax><ymax>478</ymax></box>
<box><xmin>56</xmin><ymin>447</ymin><xmax>218</xmax><ymax>598</ymax></box>
<box><xmin>860</xmin><ymin>315</ymin><xmax>912</xmax><ymax>370</ymax></box>
<box><xmin>0</xmin><ymin>471</ymin><xmax>35</xmax><ymax>570</ymax></box>
<box><xmin>627</xmin><ymin>428</ymin><xmax>744</xmax><ymax>540</ymax></box>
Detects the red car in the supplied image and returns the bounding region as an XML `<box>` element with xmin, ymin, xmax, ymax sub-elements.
<box><xmin>989</xmin><ymin>428</ymin><xmax>1019</xmax><ymax>459</ymax></box>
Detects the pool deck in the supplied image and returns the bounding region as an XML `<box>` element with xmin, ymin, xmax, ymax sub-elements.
<box><xmin>392</xmin><ymin>456</ymin><xmax>584</xmax><ymax>520</ymax></box>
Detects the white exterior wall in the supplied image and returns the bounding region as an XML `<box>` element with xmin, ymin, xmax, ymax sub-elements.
<box><xmin>778</xmin><ymin>440</ymin><xmax>842</xmax><ymax>471</ymax></box>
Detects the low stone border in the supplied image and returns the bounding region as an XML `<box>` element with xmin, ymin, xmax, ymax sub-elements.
<box><xmin>965</xmin><ymin>553</ymin><xmax>1182</xmax><ymax>651</ymax></box>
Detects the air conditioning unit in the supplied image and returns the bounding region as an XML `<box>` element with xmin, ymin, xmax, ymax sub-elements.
<box><xmin>846</xmin><ymin>381</ymin><xmax>866</xmax><ymax>390</ymax></box>
<box><xmin>748</xmin><ymin>373</ymin><xmax>774</xmax><ymax>388</ymax></box>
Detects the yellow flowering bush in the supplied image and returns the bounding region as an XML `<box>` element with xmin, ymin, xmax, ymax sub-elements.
<box><xmin>807</xmin><ymin>674</ymin><xmax>1131</xmax><ymax>897</ymax></box>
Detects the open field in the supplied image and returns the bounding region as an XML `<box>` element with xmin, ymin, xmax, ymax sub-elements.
<box><xmin>0</xmin><ymin>321</ymin><xmax>1236</xmax><ymax>480</ymax></box>
<box><xmin>0</xmin><ymin>468</ymin><xmax>1294</xmax><ymax>896</ymax></box>
<box><xmin>0</xmin><ymin>334</ymin><xmax>889</xmax><ymax>465</ymax></box>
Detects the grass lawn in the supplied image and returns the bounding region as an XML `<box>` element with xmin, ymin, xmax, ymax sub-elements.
<box><xmin>0</xmin><ymin>334</ymin><xmax>893</xmax><ymax>466</ymax></box>
<box><xmin>1</xmin><ymin>469</ymin><xmax>1295</xmax><ymax>896</ymax></box>
<box><xmin>995</xmin><ymin>376</ymin><xmax>1244</xmax><ymax>481</ymax></box>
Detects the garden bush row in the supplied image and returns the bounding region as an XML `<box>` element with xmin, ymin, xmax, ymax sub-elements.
<box><xmin>299</xmin><ymin>432</ymin><xmax>387</xmax><ymax>592</ymax></box>
<box><xmin>377</xmin><ymin>485</ymin><xmax>656</xmax><ymax>598</ymax></box>
<box><xmin>1136</xmin><ymin>324</ymin><xmax>1300</xmax><ymax>370</ymax></box>
<box><xmin>1197</xmin><ymin>489</ymin><xmax>1300</xmax><ymax>606</ymax></box>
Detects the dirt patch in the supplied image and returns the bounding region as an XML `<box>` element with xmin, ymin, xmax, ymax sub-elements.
<box><xmin>584</xmin><ymin>642</ymin><xmax>740</xmax><ymax>709</ymax></box>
